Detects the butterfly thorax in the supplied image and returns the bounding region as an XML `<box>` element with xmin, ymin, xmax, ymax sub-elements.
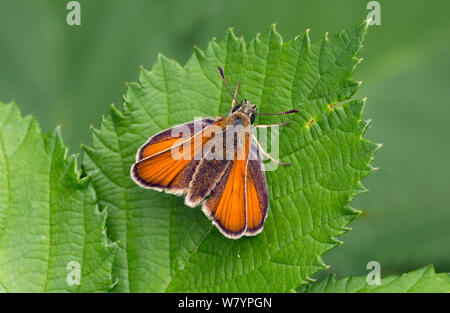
<box><xmin>221</xmin><ymin>111</ymin><xmax>252</xmax><ymax>129</ymax></box>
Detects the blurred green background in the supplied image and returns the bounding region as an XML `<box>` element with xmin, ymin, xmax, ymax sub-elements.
<box><xmin>0</xmin><ymin>0</ymin><xmax>449</xmax><ymax>279</ymax></box>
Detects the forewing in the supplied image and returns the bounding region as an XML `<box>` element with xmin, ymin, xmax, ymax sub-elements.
<box><xmin>245</xmin><ymin>141</ymin><xmax>268</xmax><ymax>236</ymax></box>
<box><xmin>137</xmin><ymin>119</ymin><xmax>215</xmax><ymax>161</ymax></box>
<box><xmin>130</xmin><ymin>118</ymin><xmax>219</xmax><ymax>194</ymax></box>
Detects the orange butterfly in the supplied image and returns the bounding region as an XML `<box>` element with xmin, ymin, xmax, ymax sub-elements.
<box><xmin>131</xmin><ymin>66</ymin><xmax>298</xmax><ymax>239</ymax></box>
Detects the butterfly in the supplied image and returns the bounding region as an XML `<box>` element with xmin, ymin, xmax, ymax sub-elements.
<box><xmin>130</xmin><ymin>66</ymin><xmax>298</xmax><ymax>239</ymax></box>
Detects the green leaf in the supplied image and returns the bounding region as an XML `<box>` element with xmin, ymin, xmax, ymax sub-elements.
<box><xmin>299</xmin><ymin>265</ymin><xmax>450</xmax><ymax>293</ymax></box>
<box><xmin>82</xmin><ymin>20</ymin><xmax>378</xmax><ymax>292</ymax></box>
<box><xmin>0</xmin><ymin>101</ymin><xmax>116</xmax><ymax>292</ymax></box>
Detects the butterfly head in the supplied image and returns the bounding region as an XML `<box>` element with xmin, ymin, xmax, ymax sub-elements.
<box><xmin>218</xmin><ymin>66</ymin><xmax>299</xmax><ymax>124</ymax></box>
<box><xmin>232</xmin><ymin>99</ymin><xmax>256</xmax><ymax>123</ymax></box>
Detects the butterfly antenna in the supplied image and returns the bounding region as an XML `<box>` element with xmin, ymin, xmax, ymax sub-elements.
<box><xmin>254</xmin><ymin>109</ymin><xmax>299</xmax><ymax>116</ymax></box>
<box><xmin>218</xmin><ymin>66</ymin><xmax>241</xmax><ymax>106</ymax></box>
<box><xmin>231</xmin><ymin>80</ymin><xmax>239</xmax><ymax>111</ymax></box>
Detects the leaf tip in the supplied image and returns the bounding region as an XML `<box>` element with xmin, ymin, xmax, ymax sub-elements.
<box><xmin>193</xmin><ymin>45</ymin><xmax>205</xmax><ymax>60</ymax></box>
<box><xmin>156</xmin><ymin>52</ymin><xmax>167</xmax><ymax>62</ymax></box>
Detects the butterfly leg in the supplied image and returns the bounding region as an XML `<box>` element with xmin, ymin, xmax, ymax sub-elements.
<box><xmin>254</xmin><ymin>121</ymin><xmax>291</xmax><ymax>128</ymax></box>
<box><xmin>251</xmin><ymin>134</ymin><xmax>291</xmax><ymax>166</ymax></box>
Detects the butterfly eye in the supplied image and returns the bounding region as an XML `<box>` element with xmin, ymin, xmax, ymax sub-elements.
<box><xmin>232</xmin><ymin>105</ymin><xmax>241</xmax><ymax>113</ymax></box>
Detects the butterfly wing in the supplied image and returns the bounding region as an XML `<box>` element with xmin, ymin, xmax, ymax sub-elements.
<box><xmin>132</xmin><ymin>116</ymin><xmax>269</xmax><ymax>239</ymax></box>
<box><xmin>136</xmin><ymin>119</ymin><xmax>215</xmax><ymax>161</ymax></box>
<box><xmin>202</xmin><ymin>157</ymin><xmax>248</xmax><ymax>238</ymax></box>
<box><xmin>185</xmin><ymin>125</ymin><xmax>233</xmax><ymax>207</ymax></box>
<box><xmin>131</xmin><ymin>118</ymin><xmax>219</xmax><ymax>195</ymax></box>
<box><xmin>201</xmin><ymin>133</ymin><xmax>268</xmax><ymax>239</ymax></box>
<box><xmin>185</xmin><ymin>158</ymin><xmax>232</xmax><ymax>208</ymax></box>
<box><xmin>244</xmin><ymin>141</ymin><xmax>268</xmax><ymax>236</ymax></box>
